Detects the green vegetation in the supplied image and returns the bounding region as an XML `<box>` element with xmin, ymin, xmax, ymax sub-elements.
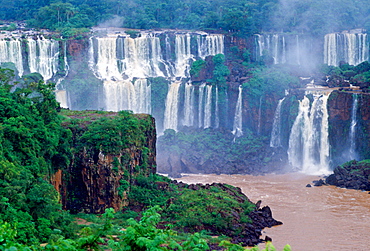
<box><xmin>0</xmin><ymin>66</ymin><xmax>74</xmax><ymax>245</ymax></box>
<box><xmin>0</xmin><ymin>206</ymin><xmax>292</xmax><ymax>250</ymax></box>
<box><xmin>1</xmin><ymin>0</ymin><xmax>368</xmax><ymax>36</ymax></box>
<box><xmin>0</xmin><ymin>66</ymin><xmax>285</xmax><ymax>248</ymax></box>
<box><xmin>320</xmin><ymin>61</ymin><xmax>370</xmax><ymax>90</ymax></box>
<box><xmin>243</xmin><ymin>66</ymin><xmax>300</xmax><ymax>102</ymax></box>
<box><xmin>190</xmin><ymin>59</ymin><xmax>206</xmax><ymax>78</ymax></box>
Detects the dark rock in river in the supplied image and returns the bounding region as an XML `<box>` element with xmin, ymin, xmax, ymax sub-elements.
<box><xmin>326</xmin><ymin>160</ymin><xmax>370</xmax><ymax>191</ymax></box>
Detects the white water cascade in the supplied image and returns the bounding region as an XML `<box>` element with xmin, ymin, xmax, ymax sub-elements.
<box><xmin>197</xmin><ymin>34</ymin><xmax>224</xmax><ymax>59</ymax></box>
<box><xmin>270</xmin><ymin>97</ymin><xmax>286</xmax><ymax>147</ymax></box>
<box><xmin>0</xmin><ymin>39</ymin><xmax>24</xmax><ymax>77</ymax></box>
<box><xmin>204</xmin><ymin>85</ymin><xmax>213</xmax><ymax>128</ymax></box>
<box><xmin>183</xmin><ymin>82</ymin><xmax>195</xmax><ymax>127</ymax></box>
<box><xmin>348</xmin><ymin>94</ymin><xmax>359</xmax><ymax>160</ymax></box>
<box><xmin>255</xmin><ymin>34</ymin><xmax>309</xmax><ymax>65</ymax></box>
<box><xmin>288</xmin><ymin>91</ymin><xmax>331</xmax><ymax>174</ymax></box>
<box><xmin>163</xmin><ymin>82</ymin><xmax>181</xmax><ymax>131</ymax></box>
<box><xmin>324</xmin><ymin>32</ymin><xmax>369</xmax><ymax>67</ymax></box>
<box><xmin>104</xmin><ymin>79</ymin><xmax>151</xmax><ymax>113</ymax></box>
<box><xmin>87</xmin><ymin>31</ymin><xmax>225</xmax><ymax>118</ymax></box>
<box><xmin>232</xmin><ymin>86</ymin><xmax>243</xmax><ymax>137</ymax></box>
<box><xmin>28</xmin><ymin>37</ymin><xmax>60</xmax><ymax>81</ymax></box>
<box><xmin>198</xmin><ymin>84</ymin><xmax>206</xmax><ymax>128</ymax></box>
<box><xmin>215</xmin><ymin>86</ymin><xmax>220</xmax><ymax>128</ymax></box>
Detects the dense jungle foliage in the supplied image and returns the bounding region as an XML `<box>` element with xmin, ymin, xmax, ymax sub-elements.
<box><xmin>0</xmin><ymin>66</ymin><xmax>289</xmax><ymax>249</ymax></box>
<box><xmin>1</xmin><ymin>0</ymin><xmax>370</xmax><ymax>37</ymax></box>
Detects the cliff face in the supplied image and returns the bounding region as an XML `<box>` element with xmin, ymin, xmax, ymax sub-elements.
<box><xmin>328</xmin><ymin>91</ymin><xmax>370</xmax><ymax>166</ymax></box>
<box><xmin>53</xmin><ymin>111</ymin><xmax>156</xmax><ymax>214</ymax></box>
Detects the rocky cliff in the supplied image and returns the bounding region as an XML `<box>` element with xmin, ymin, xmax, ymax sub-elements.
<box><xmin>53</xmin><ymin>110</ymin><xmax>156</xmax><ymax>214</ymax></box>
<box><xmin>328</xmin><ymin>91</ymin><xmax>370</xmax><ymax>166</ymax></box>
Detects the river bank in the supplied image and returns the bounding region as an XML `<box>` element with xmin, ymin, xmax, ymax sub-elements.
<box><xmin>176</xmin><ymin>173</ymin><xmax>370</xmax><ymax>251</ymax></box>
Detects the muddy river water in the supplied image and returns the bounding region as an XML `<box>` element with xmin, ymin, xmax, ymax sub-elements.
<box><xmin>176</xmin><ymin>173</ymin><xmax>370</xmax><ymax>251</ymax></box>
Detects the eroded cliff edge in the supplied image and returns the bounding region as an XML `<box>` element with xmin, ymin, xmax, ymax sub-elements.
<box><xmin>54</xmin><ymin>110</ymin><xmax>156</xmax><ymax>214</ymax></box>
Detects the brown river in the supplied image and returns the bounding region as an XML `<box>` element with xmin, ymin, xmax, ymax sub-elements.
<box><xmin>176</xmin><ymin>173</ymin><xmax>370</xmax><ymax>251</ymax></box>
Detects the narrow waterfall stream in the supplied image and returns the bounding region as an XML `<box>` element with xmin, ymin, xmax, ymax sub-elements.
<box><xmin>348</xmin><ymin>93</ymin><xmax>358</xmax><ymax>160</ymax></box>
<box><xmin>232</xmin><ymin>86</ymin><xmax>243</xmax><ymax>137</ymax></box>
<box><xmin>163</xmin><ymin>82</ymin><xmax>181</xmax><ymax>131</ymax></box>
<box><xmin>270</xmin><ymin>97</ymin><xmax>285</xmax><ymax>147</ymax></box>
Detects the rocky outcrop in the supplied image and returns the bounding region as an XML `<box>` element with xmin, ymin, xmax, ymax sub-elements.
<box><xmin>326</xmin><ymin>160</ymin><xmax>370</xmax><ymax>191</ymax></box>
<box><xmin>54</xmin><ymin>111</ymin><xmax>156</xmax><ymax>214</ymax></box>
<box><xmin>171</xmin><ymin>181</ymin><xmax>282</xmax><ymax>246</ymax></box>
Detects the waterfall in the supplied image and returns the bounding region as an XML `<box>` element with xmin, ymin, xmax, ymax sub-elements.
<box><xmin>254</xmin><ymin>34</ymin><xmax>306</xmax><ymax>65</ymax></box>
<box><xmin>183</xmin><ymin>82</ymin><xmax>195</xmax><ymax>127</ymax></box>
<box><xmin>324</xmin><ymin>32</ymin><xmax>369</xmax><ymax>66</ymax></box>
<box><xmin>197</xmin><ymin>34</ymin><xmax>224</xmax><ymax>59</ymax></box>
<box><xmin>120</xmin><ymin>35</ymin><xmax>166</xmax><ymax>78</ymax></box>
<box><xmin>204</xmin><ymin>85</ymin><xmax>212</xmax><ymax>128</ymax></box>
<box><xmin>270</xmin><ymin>97</ymin><xmax>285</xmax><ymax>147</ymax></box>
<box><xmin>215</xmin><ymin>86</ymin><xmax>220</xmax><ymax>128</ymax></box>
<box><xmin>198</xmin><ymin>83</ymin><xmax>206</xmax><ymax>128</ymax></box>
<box><xmin>288</xmin><ymin>91</ymin><xmax>331</xmax><ymax>174</ymax></box>
<box><xmin>175</xmin><ymin>34</ymin><xmax>192</xmax><ymax>77</ymax></box>
<box><xmin>163</xmin><ymin>82</ymin><xmax>181</xmax><ymax>131</ymax></box>
<box><xmin>28</xmin><ymin>37</ymin><xmax>59</xmax><ymax>81</ymax></box>
<box><xmin>232</xmin><ymin>86</ymin><xmax>243</xmax><ymax>137</ymax></box>
<box><xmin>103</xmin><ymin>79</ymin><xmax>151</xmax><ymax>113</ymax></box>
<box><xmin>0</xmin><ymin>39</ymin><xmax>24</xmax><ymax>77</ymax></box>
<box><xmin>348</xmin><ymin>93</ymin><xmax>358</xmax><ymax>160</ymax></box>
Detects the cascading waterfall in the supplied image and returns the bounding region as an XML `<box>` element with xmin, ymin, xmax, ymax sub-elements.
<box><xmin>324</xmin><ymin>32</ymin><xmax>369</xmax><ymax>66</ymax></box>
<box><xmin>28</xmin><ymin>37</ymin><xmax>59</xmax><ymax>81</ymax></box>
<box><xmin>183</xmin><ymin>82</ymin><xmax>195</xmax><ymax>127</ymax></box>
<box><xmin>254</xmin><ymin>33</ymin><xmax>313</xmax><ymax>65</ymax></box>
<box><xmin>270</xmin><ymin>97</ymin><xmax>285</xmax><ymax>147</ymax></box>
<box><xmin>198</xmin><ymin>83</ymin><xmax>206</xmax><ymax>128</ymax></box>
<box><xmin>232</xmin><ymin>86</ymin><xmax>243</xmax><ymax>137</ymax></box>
<box><xmin>288</xmin><ymin>91</ymin><xmax>331</xmax><ymax>174</ymax></box>
<box><xmin>163</xmin><ymin>82</ymin><xmax>181</xmax><ymax>131</ymax></box>
<box><xmin>0</xmin><ymin>39</ymin><xmax>23</xmax><ymax>77</ymax></box>
<box><xmin>87</xmin><ymin>31</ymin><xmax>225</xmax><ymax>121</ymax></box>
<box><xmin>175</xmin><ymin>34</ymin><xmax>193</xmax><ymax>77</ymax></box>
<box><xmin>197</xmin><ymin>34</ymin><xmax>224</xmax><ymax>59</ymax></box>
<box><xmin>204</xmin><ymin>85</ymin><xmax>213</xmax><ymax>128</ymax></box>
<box><xmin>215</xmin><ymin>86</ymin><xmax>220</xmax><ymax>128</ymax></box>
<box><xmin>104</xmin><ymin>79</ymin><xmax>151</xmax><ymax>113</ymax></box>
<box><xmin>120</xmin><ymin>35</ymin><xmax>166</xmax><ymax>78</ymax></box>
<box><xmin>348</xmin><ymin>93</ymin><xmax>358</xmax><ymax>160</ymax></box>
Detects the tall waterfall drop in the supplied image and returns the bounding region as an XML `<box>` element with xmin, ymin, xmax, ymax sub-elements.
<box><xmin>87</xmin><ymin>31</ymin><xmax>225</xmax><ymax>119</ymax></box>
<box><xmin>270</xmin><ymin>97</ymin><xmax>285</xmax><ymax>147</ymax></box>
<box><xmin>163</xmin><ymin>82</ymin><xmax>181</xmax><ymax>131</ymax></box>
<box><xmin>324</xmin><ymin>32</ymin><xmax>368</xmax><ymax>66</ymax></box>
<box><xmin>288</xmin><ymin>91</ymin><xmax>331</xmax><ymax>174</ymax></box>
<box><xmin>28</xmin><ymin>37</ymin><xmax>60</xmax><ymax>81</ymax></box>
<box><xmin>198</xmin><ymin>83</ymin><xmax>206</xmax><ymax>128</ymax></box>
<box><xmin>254</xmin><ymin>34</ymin><xmax>311</xmax><ymax>65</ymax></box>
<box><xmin>348</xmin><ymin>93</ymin><xmax>359</xmax><ymax>160</ymax></box>
<box><xmin>232</xmin><ymin>86</ymin><xmax>243</xmax><ymax>137</ymax></box>
<box><xmin>183</xmin><ymin>82</ymin><xmax>195</xmax><ymax>127</ymax></box>
<box><xmin>204</xmin><ymin>85</ymin><xmax>213</xmax><ymax>128</ymax></box>
<box><xmin>0</xmin><ymin>39</ymin><xmax>23</xmax><ymax>77</ymax></box>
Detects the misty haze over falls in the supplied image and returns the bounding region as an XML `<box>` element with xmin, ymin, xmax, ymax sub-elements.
<box><xmin>1</xmin><ymin>29</ymin><xmax>369</xmax><ymax>174</ymax></box>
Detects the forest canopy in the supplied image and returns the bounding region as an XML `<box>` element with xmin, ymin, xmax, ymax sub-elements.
<box><xmin>1</xmin><ymin>0</ymin><xmax>370</xmax><ymax>36</ymax></box>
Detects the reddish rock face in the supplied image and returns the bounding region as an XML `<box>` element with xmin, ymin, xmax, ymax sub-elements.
<box><xmin>328</xmin><ymin>91</ymin><xmax>352</xmax><ymax>121</ymax></box>
<box><xmin>51</xmin><ymin>113</ymin><xmax>156</xmax><ymax>214</ymax></box>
